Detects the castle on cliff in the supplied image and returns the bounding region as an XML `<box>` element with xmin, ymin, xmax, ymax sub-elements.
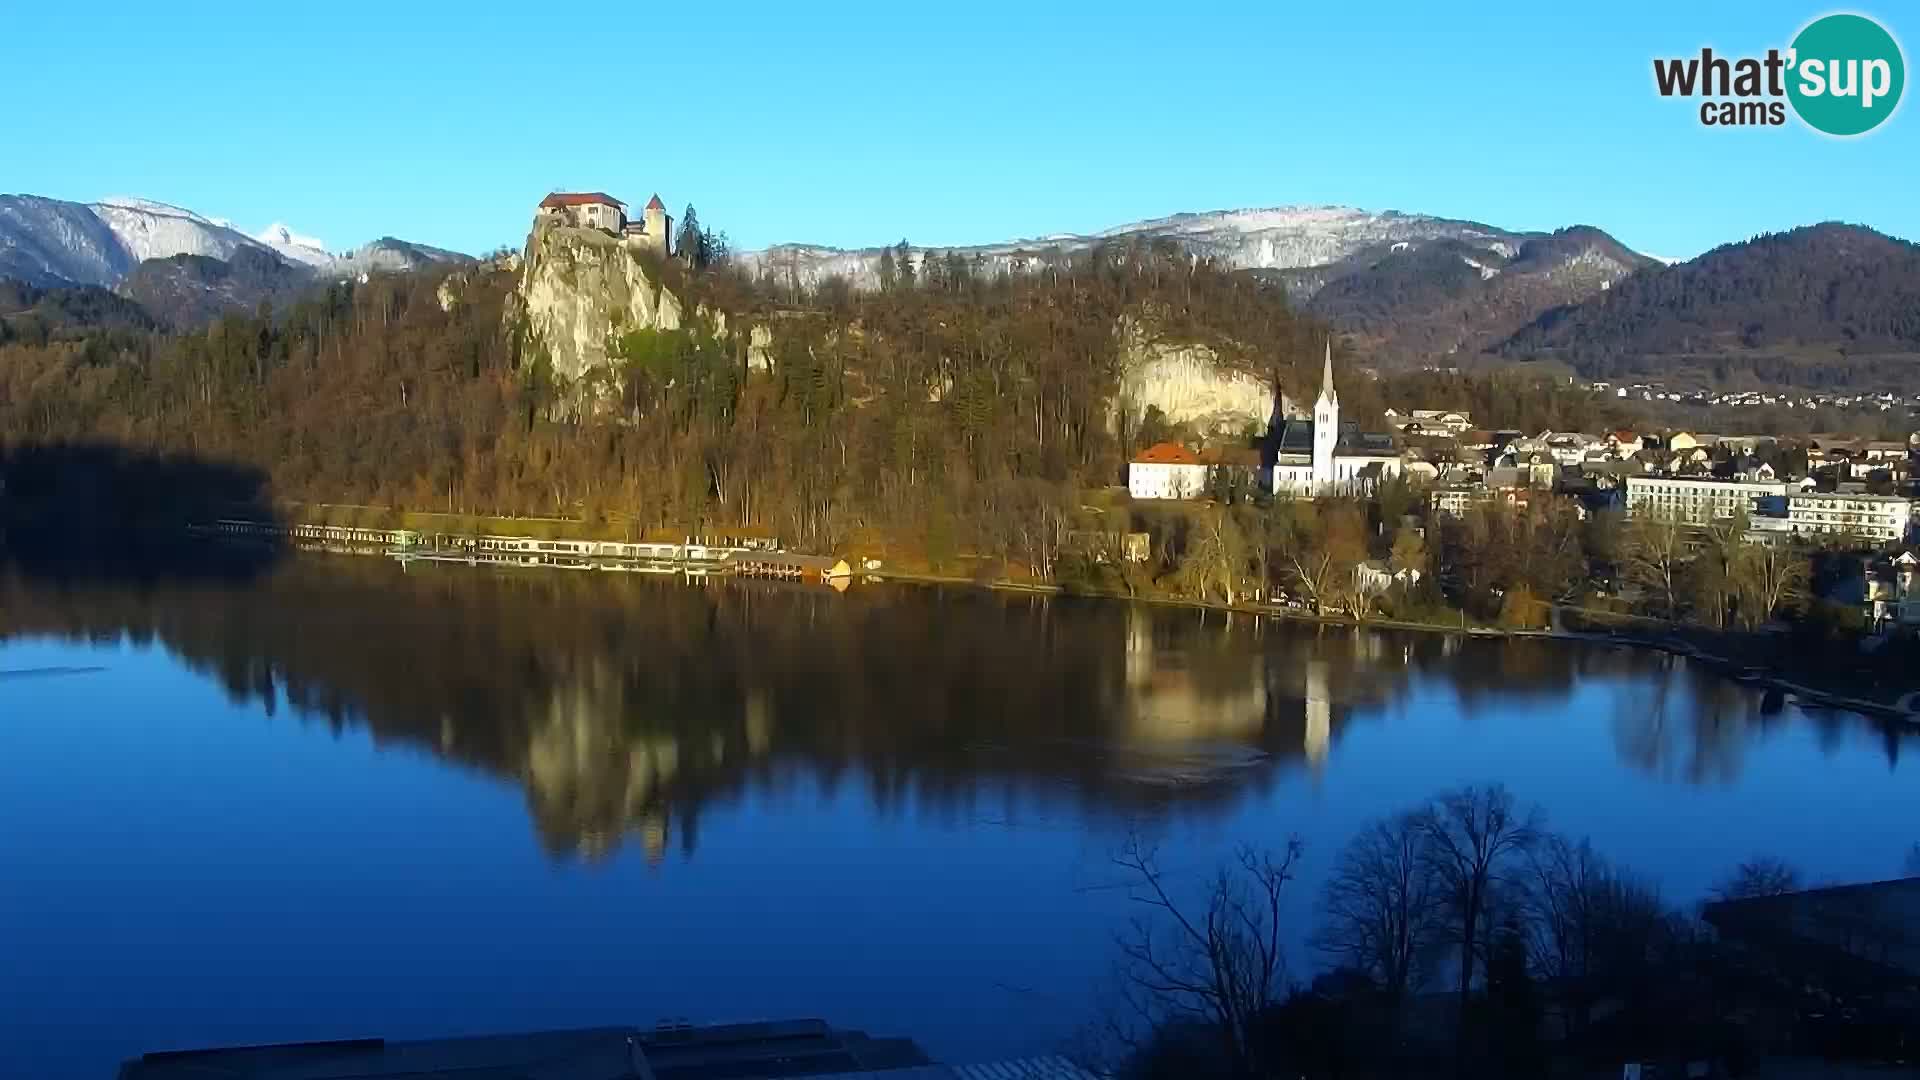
<box><xmin>534</xmin><ymin>191</ymin><xmax>671</xmax><ymax>256</ymax></box>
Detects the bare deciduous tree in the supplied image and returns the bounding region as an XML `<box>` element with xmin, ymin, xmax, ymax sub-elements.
<box><xmin>1622</xmin><ymin>509</ymin><xmax>1689</xmax><ymax>620</ymax></box>
<box><xmin>1110</xmin><ymin>836</ymin><xmax>1304</xmax><ymax>1078</ymax></box>
<box><xmin>1523</xmin><ymin>834</ymin><xmax>1668</xmax><ymax>1036</ymax></box>
<box><xmin>1416</xmin><ymin>784</ymin><xmax>1542</xmax><ymax>1041</ymax></box>
<box><xmin>1711</xmin><ymin>855</ymin><xmax>1803</xmax><ymax>901</ymax></box>
<box><xmin>1313</xmin><ymin>811</ymin><xmax>1441</xmax><ymax>1005</ymax></box>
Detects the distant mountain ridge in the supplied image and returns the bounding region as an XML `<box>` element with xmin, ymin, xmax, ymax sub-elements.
<box><xmin>0</xmin><ymin>194</ymin><xmax>473</xmax><ymax>291</ymax></box>
<box><xmin>738</xmin><ymin>205</ymin><xmax>1542</xmax><ymax>290</ymax></box>
<box><xmin>738</xmin><ymin>205</ymin><xmax>1650</xmax><ymax>365</ymax></box>
<box><xmin>1287</xmin><ymin>225</ymin><xmax>1655</xmax><ymax>361</ymax></box>
<box><xmin>0</xmin><ymin>192</ymin><xmax>472</xmax><ymax>326</ymax></box>
<box><xmin>1498</xmin><ymin>222</ymin><xmax>1920</xmax><ymax>389</ymax></box>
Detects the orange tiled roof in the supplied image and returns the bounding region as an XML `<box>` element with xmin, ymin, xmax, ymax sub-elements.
<box><xmin>539</xmin><ymin>192</ymin><xmax>625</xmax><ymax>209</ymax></box>
<box><xmin>1133</xmin><ymin>442</ymin><xmax>1201</xmax><ymax>465</ymax></box>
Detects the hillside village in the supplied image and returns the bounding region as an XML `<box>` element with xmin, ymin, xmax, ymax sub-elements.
<box><xmin>1129</xmin><ymin>347</ymin><xmax>1920</xmax><ymax>632</ymax></box>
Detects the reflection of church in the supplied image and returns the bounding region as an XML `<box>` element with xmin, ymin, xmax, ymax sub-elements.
<box><xmin>1304</xmin><ymin>659</ymin><xmax>1329</xmax><ymax>769</ymax></box>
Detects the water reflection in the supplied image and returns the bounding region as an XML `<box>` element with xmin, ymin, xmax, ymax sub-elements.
<box><xmin>0</xmin><ymin>560</ymin><xmax>1910</xmax><ymax>863</ymax></box>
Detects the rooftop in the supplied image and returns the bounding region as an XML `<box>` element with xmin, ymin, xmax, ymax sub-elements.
<box><xmin>540</xmin><ymin>192</ymin><xmax>626</xmax><ymax>209</ymax></box>
<box><xmin>1132</xmin><ymin>441</ymin><xmax>1200</xmax><ymax>465</ymax></box>
<box><xmin>116</xmin><ymin>1019</ymin><xmax>963</xmax><ymax>1080</ymax></box>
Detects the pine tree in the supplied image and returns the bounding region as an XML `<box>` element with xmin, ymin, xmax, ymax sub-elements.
<box><xmin>676</xmin><ymin>205</ymin><xmax>702</xmax><ymax>267</ymax></box>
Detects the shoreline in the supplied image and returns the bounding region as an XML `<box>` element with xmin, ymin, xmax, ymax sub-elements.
<box><xmin>167</xmin><ymin>522</ymin><xmax>1918</xmax><ymax>726</ymax></box>
<box><xmin>873</xmin><ymin>569</ymin><xmax>1920</xmax><ymax>724</ymax></box>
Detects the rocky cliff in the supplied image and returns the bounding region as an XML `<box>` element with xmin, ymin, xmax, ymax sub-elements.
<box><xmin>515</xmin><ymin>223</ymin><xmax>1288</xmax><ymax>434</ymax></box>
<box><xmin>514</xmin><ymin>221</ymin><xmax>684</xmax><ymax>383</ymax></box>
<box><xmin>1113</xmin><ymin>318</ymin><xmax>1286</xmax><ymax>436</ymax></box>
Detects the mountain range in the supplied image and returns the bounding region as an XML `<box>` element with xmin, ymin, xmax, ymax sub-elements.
<box><xmin>737</xmin><ymin>206</ymin><xmax>1654</xmax><ymax>364</ymax></box>
<box><xmin>1499</xmin><ymin>222</ymin><xmax>1920</xmax><ymax>390</ymax></box>
<box><xmin>0</xmin><ymin>194</ymin><xmax>470</xmax><ymax>326</ymax></box>
<box><xmin>4</xmin><ymin>191</ymin><xmax>1915</xmax><ymax>391</ymax></box>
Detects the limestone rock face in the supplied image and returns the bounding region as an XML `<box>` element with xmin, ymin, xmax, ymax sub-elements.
<box><xmin>1113</xmin><ymin>319</ymin><xmax>1283</xmax><ymax>436</ymax></box>
<box><xmin>516</xmin><ymin>221</ymin><xmax>684</xmax><ymax>383</ymax></box>
<box><xmin>435</xmin><ymin>272</ymin><xmax>465</xmax><ymax>312</ymax></box>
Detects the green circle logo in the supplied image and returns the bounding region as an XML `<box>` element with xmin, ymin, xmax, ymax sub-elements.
<box><xmin>1787</xmin><ymin>13</ymin><xmax>1905</xmax><ymax>136</ymax></box>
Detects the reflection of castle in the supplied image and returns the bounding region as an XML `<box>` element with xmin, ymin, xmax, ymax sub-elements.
<box><xmin>21</xmin><ymin>560</ymin><xmax>1881</xmax><ymax>876</ymax></box>
<box><xmin>1121</xmin><ymin>606</ymin><xmax>1267</xmax><ymax>742</ymax></box>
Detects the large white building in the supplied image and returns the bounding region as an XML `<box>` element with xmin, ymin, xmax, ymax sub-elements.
<box><xmin>1786</xmin><ymin>491</ymin><xmax>1916</xmax><ymax>544</ymax></box>
<box><xmin>1128</xmin><ymin>442</ymin><xmax>1208</xmax><ymax>500</ymax></box>
<box><xmin>1625</xmin><ymin>476</ymin><xmax>1788</xmax><ymax>525</ymax></box>
<box><xmin>1271</xmin><ymin>343</ymin><xmax>1403</xmax><ymax>497</ymax></box>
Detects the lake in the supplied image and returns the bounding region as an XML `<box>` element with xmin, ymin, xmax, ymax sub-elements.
<box><xmin>3</xmin><ymin>558</ymin><xmax>1916</xmax><ymax>1078</ymax></box>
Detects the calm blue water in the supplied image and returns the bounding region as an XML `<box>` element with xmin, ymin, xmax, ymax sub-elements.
<box><xmin>2</xmin><ymin>561</ymin><xmax>1915</xmax><ymax>1078</ymax></box>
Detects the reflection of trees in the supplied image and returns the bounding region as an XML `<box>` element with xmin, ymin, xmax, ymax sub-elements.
<box><xmin>1607</xmin><ymin>655</ymin><xmax>1783</xmax><ymax>785</ymax></box>
<box><xmin>0</xmin><ymin>567</ymin><xmax>1321</xmax><ymax>859</ymax></box>
<box><xmin>4</xmin><ymin>564</ymin><xmax>1905</xmax><ymax>864</ymax></box>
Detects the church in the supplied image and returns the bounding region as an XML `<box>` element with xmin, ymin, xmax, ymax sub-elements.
<box><xmin>1270</xmin><ymin>343</ymin><xmax>1404</xmax><ymax>497</ymax></box>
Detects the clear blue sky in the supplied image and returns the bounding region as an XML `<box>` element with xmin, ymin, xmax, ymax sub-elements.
<box><xmin>4</xmin><ymin>0</ymin><xmax>1911</xmax><ymax>260</ymax></box>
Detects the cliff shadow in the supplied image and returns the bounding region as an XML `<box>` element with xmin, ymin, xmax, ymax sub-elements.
<box><xmin>0</xmin><ymin>441</ymin><xmax>283</xmax><ymax>585</ymax></box>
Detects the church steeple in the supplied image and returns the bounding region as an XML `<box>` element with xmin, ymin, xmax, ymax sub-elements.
<box><xmin>1312</xmin><ymin>338</ymin><xmax>1339</xmax><ymax>493</ymax></box>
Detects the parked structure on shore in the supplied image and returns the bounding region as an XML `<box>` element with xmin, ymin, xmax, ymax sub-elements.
<box><xmin>195</xmin><ymin>519</ymin><xmax>856</xmax><ymax>585</ymax></box>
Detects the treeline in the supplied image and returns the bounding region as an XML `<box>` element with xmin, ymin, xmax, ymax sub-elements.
<box><xmin>0</xmin><ymin>240</ymin><xmax>1328</xmax><ymax>563</ymax></box>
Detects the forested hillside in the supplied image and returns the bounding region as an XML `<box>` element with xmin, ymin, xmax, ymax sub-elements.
<box><xmin>0</xmin><ymin>243</ymin><xmax>1334</xmax><ymax>565</ymax></box>
<box><xmin>1294</xmin><ymin>226</ymin><xmax>1651</xmax><ymax>362</ymax></box>
<box><xmin>1501</xmin><ymin>223</ymin><xmax>1920</xmax><ymax>388</ymax></box>
<box><xmin>119</xmin><ymin>247</ymin><xmax>318</xmax><ymax>329</ymax></box>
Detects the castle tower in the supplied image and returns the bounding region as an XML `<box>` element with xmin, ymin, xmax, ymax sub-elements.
<box><xmin>643</xmin><ymin>194</ymin><xmax>671</xmax><ymax>256</ymax></box>
<box><xmin>1312</xmin><ymin>340</ymin><xmax>1339</xmax><ymax>493</ymax></box>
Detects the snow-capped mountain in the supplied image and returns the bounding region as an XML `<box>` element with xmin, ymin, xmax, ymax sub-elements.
<box><xmin>254</xmin><ymin>222</ymin><xmax>334</xmax><ymax>269</ymax></box>
<box><xmin>738</xmin><ymin>205</ymin><xmax>1653</xmax><ymax>364</ymax></box>
<box><xmin>90</xmin><ymin>196</ymin><xmax>268</xmax><ymax>266</ymax></box>
<box><xmin>0</xmin><ymin>193</ymin><xmax>469</xmax><ymax>290</ymax></box>
<box><xmin>736</xmin><ymin>205</ymin><xmax>1548</xmax><ymax>291</ymax></box>
<box><xmin>0</xmin><ymin>195</ymin><xmax>134</xmax><ymax>287</ymax></box>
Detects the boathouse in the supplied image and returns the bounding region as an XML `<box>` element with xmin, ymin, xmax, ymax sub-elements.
<box><xmin>724</xmin><ymin>552</ymin><xmax>851</xmax><ymax>582</ymax></box>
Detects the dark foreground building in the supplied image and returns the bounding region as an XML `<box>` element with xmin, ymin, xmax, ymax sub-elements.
<box><xmin>117</xmin><ymin>1018</ymin><xmax>1095</xmax><ymax>1080</ymax></box>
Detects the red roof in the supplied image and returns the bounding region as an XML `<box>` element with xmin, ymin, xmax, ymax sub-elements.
<box><xmin>1133</xmin><ymin>442</ymin><xmax>1201</xmax><ymax>465</ymax></box>
<box><xmin>539</xmin><ymin>192</ymin><xmax>625</xmax><ymax>209</ymax></box>
<box><xmin>645</xmin><ymin>194</ymin><xmax>666</xmax><ymax>211</ymax></box>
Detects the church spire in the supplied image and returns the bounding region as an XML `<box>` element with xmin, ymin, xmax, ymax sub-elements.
<box><xmin>1318</xmin><ymin>339</ymin><xmax>1337</xmax><ymax>404</ymax></box>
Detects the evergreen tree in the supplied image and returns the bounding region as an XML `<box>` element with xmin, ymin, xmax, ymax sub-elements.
<box><xmin>676</xmin><ymin>205</ymin><xmax>702</xmax><ymax>267</ymax></box>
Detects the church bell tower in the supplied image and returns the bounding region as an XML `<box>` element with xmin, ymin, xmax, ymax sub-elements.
<box><xmin>1312</xmin><ymin>340</ymin><xmax>1339</xmax><ymax>493</ymax></box>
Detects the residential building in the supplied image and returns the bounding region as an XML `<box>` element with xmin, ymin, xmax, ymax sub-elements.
<box><xmin>1198</xmin><ymin>445</ymin><xmax>1264</xmax><ymax>501</ymax></box>
<box><xmin>1128</xmin><ymin>442</ymin><xmax>1207</xmax><ymax>500</ymax></box>
<box><xmin>1705</xmin><ymin>876</ymin><xmax>1920</xmax><ymax>982</ymax></box>
<box><xmin>1385</xmin><ymin>408</ymin><xmax>1472</xmax><ymax>435</ymax></box>
<box><xmin>1867</xmin><ymin>551</ymin><xmax>1920</xmax><ymax>628</ymax></box>
<box><xmin>1787</xmin><ymin>491</ymin><xmax>1916</xmax><ymax>544</ymax></box>
<box><xmin>1430</xmin><ymin>485</ymin><xmax>1485</xmax><ymax>518</ymax></box>
<box><xmin>1625</xmin><ymin>476</ymin><xmax>1788</xmax><ymax>524</ymax></box>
